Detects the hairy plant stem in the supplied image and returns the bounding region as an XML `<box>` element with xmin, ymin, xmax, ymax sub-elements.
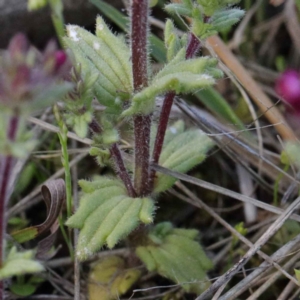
<box><xmin>149</xmin><ymin>33</ymin><xmax>201</xmax><ymax>190</ymax></box>
<box><xmin>110</xmin><ymin>144</ymin><xmax>136</xmax><ymax>197</ymax></box>
<box><xmin>131</xmin><ymin>0</ymin><xmax>151</xmax><ymax>197</ymax></box>
<box><xmin>0</xmin><ymin>115</ymin><xmax>19</xmax><ymax>299</ymax></box>
<box><xmin>88</xmin><ymin>119</ymin><xmax>136</xmax><ymax>197</ymax></box>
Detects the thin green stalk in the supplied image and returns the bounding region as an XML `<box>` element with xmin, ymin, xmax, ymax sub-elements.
<box><xmin>59</xmin><ymin>217</ymin><xmax>74</xmax><ymax>261</ymax></box>
<box><xmin>53</xmin><ymin>105</ymin><xmax>74</xmax><ymax>259</ymax></box>
<box><xmin>54</xmin><ymin>105</ymin><xmax>72</xmax><ymax>218</ymax></box>
<box><xmin>48</xmin><ymin>0</ymin><xmax>65</xmax><ymax>46</ymax></box>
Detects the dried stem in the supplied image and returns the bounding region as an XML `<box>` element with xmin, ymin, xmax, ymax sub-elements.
<box><xmin>149</xmin><ymin>33</ymin><xmax>201</xmax><ymax>190</ymax></box>
<box><xmin>0</xmin><ymin>115</ymin><xmax>19</xmax><ymax>299</ymax></box>
<box><xmin>131</xmin><ymin>0</ymin><xmax>151</xmax><ymax>196</ymax></box>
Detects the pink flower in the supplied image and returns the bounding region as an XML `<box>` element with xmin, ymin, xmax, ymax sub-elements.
<box><xmin>276</xmin><ymin>70</ymin><xmax>300</xmax><ymax>110</ymax></box>
<box><xmin>0</xmin><ymin>34</ymin><xmax>72</xmax><ymax>111</ymax></box>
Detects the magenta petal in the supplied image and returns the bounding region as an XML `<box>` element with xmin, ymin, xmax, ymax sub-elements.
<box><xmin>276</xmin><ymin>70</ymin><xmax>300</xmax><ymax>106</ymax></box>
<box><xmin>55</xmin><ymin>51</ymin><xmax>67</xmax><ymax>70</ymax></box>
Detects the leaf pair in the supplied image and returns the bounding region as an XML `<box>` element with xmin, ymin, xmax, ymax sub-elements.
<box><xmin>166</xmin><ymin>0</ymin><xmax>244</xmax><ymax>39</ymax></box>
<box><xmin>66</xmin><ymin>177</ymin><xmax>155</xmax><ymax>261</ymax></box>
<box><xmin>123</xmin><ymin>49</ymin><xmax>222</xmax><ymax>116</ymax></box>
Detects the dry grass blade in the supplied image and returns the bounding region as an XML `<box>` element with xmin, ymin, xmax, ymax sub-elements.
<box><xmin>277</xmin><ymin>280</ymin><xmax>297</xmax><ymax>300</ymax></box>
<box><xmin>246</xmin><ymin>251</ymin><xmax>300</xmax><ymax>300</ymax></box>
<box><xmin>175</xmin><ymin>99</ymin><xmax>297</xmax><ymax>189</ymax></box>
<box><xmin>206</xmin><ymin>35</ymin><xmax>296</xmax><ymax>141</ymax></box>
<box><xmin>195</xmin><ymin>195</ymin><xmax>300</xmax><ymax>300</ymax></box>
<box><xmin>152</xmin><ymin>164</ymin><xmax>300</xmax><ymax>222</ymax></box>
<box><xmin>219</xmin><ymin>234</ymin><xmax>300</xmax><ymax>299</ymax></box>
<box><xmin>284</xmin><ymin>0</ymin><xmax>300</xmax><ymax>55</ymax></box>
<box><xmin>174</xmin><ymin>182</ymin><xmax>300</xmax><ymax>288</ymax></box>
<box><xmin>29</xmin><ymin>117</ymin><xmax>93</xmax><ymax>146</ymax></box>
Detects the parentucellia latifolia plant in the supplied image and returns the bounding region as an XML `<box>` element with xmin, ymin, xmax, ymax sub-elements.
<box><xmin>57</xmin><ymin>0</ymin><xmax>245</xmax><ymax>295</ymax></box>
<box><xmin>61</xmin><ymin>0</ymin><xmax>245</xmax><ymax>295</ymax></box>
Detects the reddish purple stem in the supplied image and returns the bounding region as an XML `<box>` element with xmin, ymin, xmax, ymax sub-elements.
<box><xmin>110</xmin><ymin>144</ymin><xmax>136</xmax><ymax>198</ymax></box>
<box><xmin>88</xmin><ymin>119</ymin><xmax>136</xmax><ymax>197</ymax></box>
<box><xmin>149</xmin><ymin>33</ymin><xmax>201</xmax><ymax>190</ymax></box>
<box><xmin>0</xmin><ymin>115</ymin><xmax>19</xmax><ymax>299</ymax></box>
<box><xmin>131</xmin><ymin>0</ymin><xmax>152</xmax><ymax>196</ymax></box>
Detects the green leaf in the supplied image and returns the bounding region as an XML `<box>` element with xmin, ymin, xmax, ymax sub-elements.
<box><xmin>284</xmin><ymin>141</ymin><xmax>300</xmax><ymax>167</ymax></box>
<box><xmin>164</xmin><ymin>20</ymin><xmax>181</xmax><ymax>61</ymax></box>
<box><xmin>10</xmin><ymin>283</ymin><xmax>37</xmax><ymax>297</ymax></box>
<box><xmin>211</xmin><ymin>8</ymin><xmax>245</xmax><ymax>32</ymax></box>
<box><xmin>149</xmin><ymin>35</ymin><xmax>167</xmax><ymax>62</ymax></box>
<box><xmin>155</xmin><ymin>56</ymin><xmax>219</xmax><ymax>80</ymax></box>
<box><xmin>0</xmin><ymin>247</ymin><xmax>44</xmax><ymax>280</ymax></box>
<box><xmin>11</xmin><ymin>227</ymin><xmax>38</xmax><ymax>244</ymax></box>
<box><xmin>196</xmin><ymin>88</ymin><xmax>245</xmax><ymax>131</ymax></box>
<box><xmin>124</xmin><ymin>73</ymin><xmax>216</xmax><ymax>116</ymax></box>
<box><xmin>295</xmin><ymin>269</ymin><xmax>300</xmax><ymax>284</ymax></box>
<box><xmin>89</xmin><ymin>0</ymin><xmax>128</xmax><ymax>31</ymax></box>
<box><xmin>154</xmin><ymin>129</ymin><xmax>213</xmax><ymax>193</ymax></box>
<box><xmin>136</xmin><ymin>222</ymin><xmax>212</xmax><ymax>293</ymax></box>
<box><xmin>66</xmin><ymin>178</ymin><xmax>155</xmax><ymax>261</ymax></box>
<box><xmin>165</xmin><ymin>3</ymin><xmax>193</xmax><ymax>17</ymax></box>
<box><xmin>27</xmin><ymin>0</ymin><xmax>47</xmax><ymax>11</ymax></box>
<box><xmin>64</xmin><ymin>20</ymin><xmax>132</xmax><ymax>109</ymax></box>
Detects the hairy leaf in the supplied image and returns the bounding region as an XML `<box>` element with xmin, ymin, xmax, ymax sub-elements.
<box><xmin>0</xmin><ymin>247</ymin><xmax>44</xmax><ymax>280</ymax></box>
<box><xmin>154</xmin><ymin>128</ymin><xmax>213</xmax><ymax>193</ymax></box>
<box><xmin>136</xmin><ymin>222</ymin><xmax>212</xmax><ymax>293</ymax></box>
<box><xmin>64</xmin><ymin>18</ymin><xmax>132</xmax><ymax>109</ymax></box>
<box><xmin>66</xmin><ymin>178</ymin><xmax>155</xmax><ymax>260</ymax></box>
<box><xmin>124</xmin><ymin>73</ymin><xmax>215</xmax><ymax>116</ymax></box>
<box><xmin>165</xmin><ymin>3</ymin><xmax>193</xmax><ymax>17</ymax></box>
<box><xmin>123</xmin><ymin>49</ymin><xmax>222</xmax><ymax>116</ymax></box>
<box><xmin>211</xmin><ymin>8</ymin><xmax>245</xmax><ymax>32</ymax></box>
